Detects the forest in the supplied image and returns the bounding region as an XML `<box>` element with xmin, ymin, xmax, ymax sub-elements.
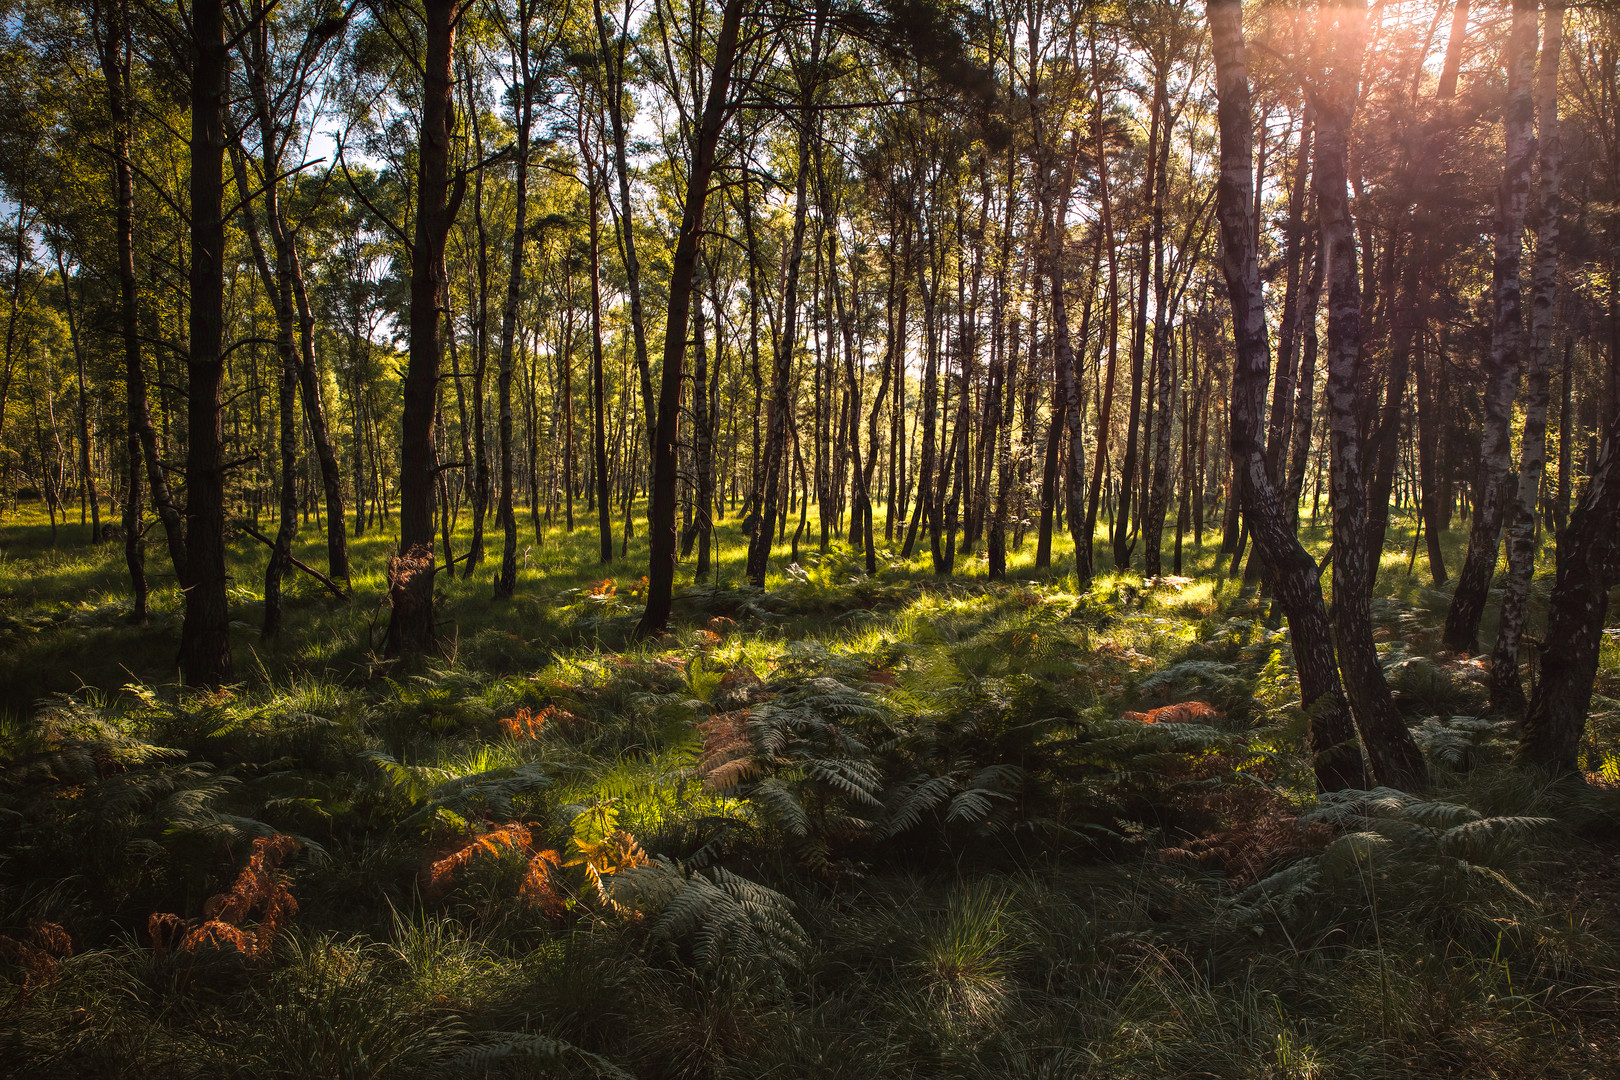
<box><xmin>3</xmin><ymin>0</ymin><xmax>1620</xmax><ymax>1074</ymax></box>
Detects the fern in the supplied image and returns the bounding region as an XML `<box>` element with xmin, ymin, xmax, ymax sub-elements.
<box><xmin>1410</xmin><ymin>715</ymin><xmax>1514</xmax><ymax>771</ymax></box>
<box><xmin>443</xmin><ymin>1032</ymin><xmax>634</xmax><ymax>1079</ymax></box>
<box><xmin>1222</xmin><ymin>787</ymin><xmax>1556</xmax><ymax>952</ymax></box>
<box><xmin>1134</xmin><ymin>660</ymin><xmax>1250</xmax><ymax>715</ymax></box>
<box><xmin>614</xmin><ymin>858</ymin><xmax>808</xmax><ymax>977</ymax></box>
<box><xmin>361</xmin><ymin>750</ymin><xmax>551</xmax><ymax>832</ymax></box>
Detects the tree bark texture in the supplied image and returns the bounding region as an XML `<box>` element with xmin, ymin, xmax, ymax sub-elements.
<box><xmin>1206</xmin><ymin>0</ymin><xmax>1366</xmax><ymax>792</ymax></box>
<box><xmin>1443</xmin><ymin>0</ymin><xmax>1538</xmax><ymax>655</ymax></box>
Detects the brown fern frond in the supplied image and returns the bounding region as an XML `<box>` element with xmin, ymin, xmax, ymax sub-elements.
<box><xmin>147</xmin><ymin>912</ymin><xmax>184</xmax><ymax>960</ymax></box>
<box><xmin>501</xmin><ymin>705</ymin><xmax>582</xmax><ymax>740</ymax></box>
<box><xmin>204</xmin><ymin>834</ymin><xmax>301</xmax><ymax>924</ymax></box>
<box><xmin>1160</xmin><ymin>815</ymin><xmax>1333</xmax><ymax>887</ymax></box>
<box><xmin>150</xmin><ymin>835</ymin><xmax>303</xmax><ymax>962</ymax></box>
<box><xmin>253</xmin><ymin>886</ymin><xmax>299</xmax><ymax>958</ymax></box>
<box><xmin>178</xmin><ymin>920</ymin><xmax>253</xmax><ymax>956</ymax></box>
<box><xmin>425</xmin><ymin>823</ymin><xmax>534</xmax><ymax>894</ymax></box>
<box><xmin>698</xmin><ymin>709</ymin><xmax>757</xmax><ymax>792</ymax></box>
<box><xmin>1122</xmin><ymin>701</ymin><xmax>1224</xmax><ymax>725</ymax></box>
<box><xmin>520</xmin><ymin>849</ymin><xmax>566</xmax><ymax>919</ymax></box>
<box><xmin>30</xmin><ymin>921</ymin><xmax>72</xmax><ymax>958</ymax></box>
<box><xmin>705</xmin><ymin>756</ymin><xmax>764</xmax><ymax>792</ymax></box>
<box><xmin>0</xmin><ymin>921</ymin><xmax>72</xmax><ymax>995</ymax></box>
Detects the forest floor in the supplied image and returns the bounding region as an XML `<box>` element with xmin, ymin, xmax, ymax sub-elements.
<box><xmin>3</xmin><ymin>502</ymin><xmax>1620</xmax><ymax>1079</ymax></box>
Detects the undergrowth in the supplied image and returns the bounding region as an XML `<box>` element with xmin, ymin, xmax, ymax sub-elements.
<box><xmin>2</xmin><ymin>510</ymin><xmax>1616</xmax><ymax>1078</ymax></box>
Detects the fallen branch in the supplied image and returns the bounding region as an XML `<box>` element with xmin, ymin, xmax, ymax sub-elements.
<box><xmin>235</xmin><ymin>522</ymin><xmax>350</xmax><ymax>599</ymax></box>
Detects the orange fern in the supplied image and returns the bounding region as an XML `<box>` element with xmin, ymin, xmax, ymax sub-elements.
<box><xmin>569</xmin><ymin>830</ymin><xmax>648</xmax><ymax>910</ymax></box>
<box><xmin>519</xmin><ymin>849</ymin><xmax>567</xmax><ymax>919</ymax></box>
<box><xmin>425</xmin><ymin>823</ymin><xmax>534</xmax><ymax>894</ymax></box>
<box><xmin>0</xmin><ymin>920</ymin><xmax>73</xmax><ymax>997</ymax></box>
<box><xmin>1122</xmin><ymin>701</ymin><xmax>1224</xmax><ymax>725</ymax></box>
<box><xmin>148</xmin><ymin>834</ymin><xmax>302</xmax><ymax>961</ymax></box>
<box><xmin>499</xmin><ymin>704</ymin><xmax>583</xmax><ymax>740</ymax></box>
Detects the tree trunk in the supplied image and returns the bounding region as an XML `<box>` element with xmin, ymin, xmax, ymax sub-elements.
<box><xmin>1443</xmin><ymin>0</ymin><xmax>1538</xmax><ymax>655</ymax></box>
<box><xmin>746</xmin><ymin>1</ymin><xmax>822</xmax><ymax>588</ymax></box>
<box><xmin>596</xmin><ymin>0</ymin><xmax>655</xmax><ymax>453</ymax></box>
<box><xmin>231</xmin><ymin>143</ymin><xmax>299</xmax><ymax>639</ymax></box>
<box><xmin>55</xmin><ymin>249</ymin><xmax>100</xmax><ymax>544</ymax></box>
<box><xmin>639</xmin><ymin>0</ymin><xmax>747</xmax><ymax>636</ymax></box>
<box><xmin>692</xmin><ymin>290</ymin><xmax>716</xmax><ymax>577</ymax></box>
<box><xmin>1082</xmin><ymin>62</ymin><xmax>1121</xmax><ymax>577</ymax></box>
<box><xmin>177</xmin><ymin>0</ymin><xmax>232</xmax><ymax>686</ymax></box>
<box><xmin>1206</xmin><ymin>0</ymin><xmax>1366</xmax><ymax>792</ymax></box>
<box><xmin>1114</xmin><ymin>71</ymin><xmax>1164</xmax><ymax>573</ymax></box>
<box><xmin>462</xmin><ymin>68</ymin><xmax>492</xmax><ymax>581</ymax></box>
<box><xmin>495</xmin><ymin>0</ymin><xmax>533</xmax><ymax>599</ymax></box>
<box><xmin>387</xmin><ymin>0</ymin><xmax>461</xmax><ymax>657</ymax></box>
<box><xmin>1414</xmin><ymin>331</ymin><xmax>1449</xmax><ymax>584</ymax></box>
<box><xmin>1518</xmin><ymin>406</ymin><xmax>1620</xmax><ymax>772</ymax></box>
<box><xmin>590</xmin><ymin>169</ymin><xmax>612</xmax><ymax>564</ymax></box>
<box><xmin>1492</xmin><ymin>2</ymin><xmax>1564</xmax><ymax>709</ymax></box>
<box><xmin>93</xmin><ymin>0</ymin><xmax>180</xmax><ymax>610</ymax></box>
<box><xmin>1316</xmin><ymin>0</ymin><xmax>1427</xmax><ymax>791</ymax></box>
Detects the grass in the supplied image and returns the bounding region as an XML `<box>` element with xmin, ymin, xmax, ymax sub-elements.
<box><xmin>2</xmin><ymin>497</ymin><xmax>1617</xmax><ymax>1078</ymax></box>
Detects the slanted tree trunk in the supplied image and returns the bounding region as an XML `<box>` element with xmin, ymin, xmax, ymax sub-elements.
<box><xmin>1284</xmin><ymin>244</ymin><xmax>1323</xmax><ymax>526</ymax></box>
<box><xmin>1267</xmin><ymin>106</ymin><xmax>1313</xmax><ymax>489</ymax></box>
<box><xmin>1493</xmin><ymin>2</ymin><xmax>1564</xmax><ymax>709</ymax></box>
<box><xmin>1437</xmin><ymin>0</ymin><xmax>1470</xmax><ymax>101</ymax></box>
<box><xmin>231</xmin><ymin>142</ymin><xmax>299</xmax><ymax>639</ymax></box>
<box><xmin>177</xmin><ymin>0</ymin><xmax>232</xmax><ymax>686</ymax></box>
<box><xmin>240</xmin><ymin>12</ymin><xmax>348</xmax><ymax>587</ymax></box>
<box><xmin>1206</xmin><ymin>0</ymin><xmax>1365</xmax><ymax>792</ymax></box>
<box><xmin>494</xmin><ymin>0</ymin><xmax>534</xmax><ymax>599</ymax></box>
<box><xmin>1114</xmin><ymin>70</ymin><xmax>1165</xmax><ymax>573</ymax></box>
<box><xmin>1518</xmin><ymin>405</ymin><xmax>1620</xmax><ymax>772</ymax></box>
<box><xmin>1443</xmin><ymin>0</ymin><xmax>1538</xmax><ymax>655</ymax></box>
<box><xmin>387</xmin><ymin>0</ymin><xmax>462</xmax><ymax>656</ymax></box>
<box><xmin>1081</xmin><ymin>66</ymin><xmax>1120</xmax><ymax>579</ymax></box>
<box><xmin>1316</xmin><ymin>0</ymin><xmax>1427</xmax><ymax>791</ymax></box>
<box><xmin>639</xmin><ymin>0</ymin><xmax>747</xmax><ymax>636</ymax></box>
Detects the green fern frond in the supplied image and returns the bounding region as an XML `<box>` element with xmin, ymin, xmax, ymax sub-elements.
<box><xmin>442</xmin><ymin>1032</ymin><xmax>635</xmax><ymax>1079</ymax></box>
<box><xmin>746</xmin><ymin>778</ymin><xmax>810</xmax><ymax>836</ymax></box>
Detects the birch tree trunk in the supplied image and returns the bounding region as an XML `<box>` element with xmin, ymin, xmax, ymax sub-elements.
<box><xmin>1492</xmin><ymin>1</ymin><xmax>1563</xmax><ymax>710</ymax></box>
<box><xmin>1206</xmin><ymin>0</ymin><xmax>1365</xmax><ymax>792</ymax></box>
<box><xmin>1316</xmin><ymin>0</ymin><xmax>1427</xmax><ymax>792</ymax></box>
<box><xmin>1443</xmin><ymin>0</ymin><xmax>1538</xmax><ymax>655</ymax></box>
